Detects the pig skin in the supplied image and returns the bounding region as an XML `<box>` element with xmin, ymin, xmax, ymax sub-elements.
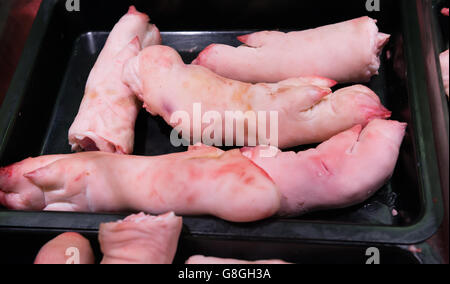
<box><xmin>440</xmin><ymin>49</ymin><xmax>449</xmax><ymax>97</ymax></box>
<box><xmin>193</xmin><ymin>17</ymin><xmax>390</xmax><ymax>84</ymax></box>
<box><xmin>1</xmin><ymin>120</ymin><xmax>405</xmax><ymax>220</ymax></box>
<box><xmin>241</xmin><ymin>119</ymin><xmax>407</xmax><ymax>216</ymax></box>
<box><xmin>0</xmin><ymin>146</ymin><xmax>280</xmax><ymax>223</ymax></box>
<box><xmin>186</xmin><ymin>255</ymin><xmax>290</xmax><ymax>265</ymax></box>
<box><xmin>34</xmin><ymin>232</ymin><xmax>95</xmax><ymax>264</ymax></box>
<box><xmin>68</xmin><ymin>6</ymin><xmax>161</xmax><ymax>154</ymax></box>
<box><xmin>99</xmin><ymin>212</ymin><xmax>182</xmax><ymax>264</ymax></box>
<box><xmin>123</xmin><ymin>45</ymin><xmax>391</xmax><ymax>148</ymax></box>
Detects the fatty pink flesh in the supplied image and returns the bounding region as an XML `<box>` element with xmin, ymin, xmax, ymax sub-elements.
<box><xmin>0</xmin><ymin>146</ymin><xmax>280</xmax><ymax>223</ymax></box>
<box><xmin>241</xmin><ymin>119</ymin><xmax>406</xmax><ymax>216</ymax></box>
<box><xmin>440</xmin><ymin>49</ymin><xmax>449</xmax><ymax>97</ymax></box>
<box><xmin>68</xmin><ymin>6</ymin><xmax>161</xmax><ymax>154</ymax></box>
<box><xmin>34</xmin><ymin>233</ymin><xmax>95</xmax><ymax>264</ymax></box>
<box><xmin>123</xmin><ymin>45</ymin><xmax>390</xmax><ymax>148</ymax></box>
<box><xmin>186</xmin><ymin>255</ymin><xmax>290</xmax><ymax>265</ymax></box>
<box><xmin>99</xmin><ymin>212</ymin><xmax>182</xmax><ymax>264</ymax></box>
<box><xmin>193</xmin><ymin>17</ymin><xmax>390</xmax><ymax>84</ymax></box>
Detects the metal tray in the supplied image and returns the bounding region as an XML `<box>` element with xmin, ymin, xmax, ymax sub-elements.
<box><xmin>0</xmin><ymin>0</ymin><xmax>444</xmax><ymax>246</ymax></box>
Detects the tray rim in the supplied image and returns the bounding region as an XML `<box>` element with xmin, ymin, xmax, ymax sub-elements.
<box><xmin>0</xmin><ymin>0</ymin><xmax>444</xmax><ymax>245</ymax></box>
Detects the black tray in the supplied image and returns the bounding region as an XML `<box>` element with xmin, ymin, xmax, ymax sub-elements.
<box><xmin>1</xmin><ymin>229</ymin><xmax>443</xmax><ymax>264</ymax></box>
<box><xmin>0</xmin><ymin>0</ymin><xmax>444</xmax><ymax>246</ymax></box>
<box><xmin>418</xmin><ymin>0</ymin><xmax>450</xmax><ymax>255</ymax></box>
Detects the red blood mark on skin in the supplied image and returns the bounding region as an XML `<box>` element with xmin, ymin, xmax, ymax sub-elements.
<box><xmin>148</xmin><ymin>187</ymin><xmax>166</xmax><ymax>205</ymax></box>
<box><xmin>74</xmin><ymin>174</ymin><xmax>84</xmax><ymax>182</ymax></box>
<box><xmin>188</xmin><ymin>167</ymin><xmax>204</xmax><ymax>180</ymax></box>
<box><xmin>148</xmin><ymin>189</ymin><xmax>159</xmax><ymax>200</ymax></box>
<box><xmin>186</xmin><ymin>193</ymin><xmax>197</xmax><ymax>205</ymax></box>
<box><xmin>237</xmin><ymin>34</ymin><xmax>250</xmax><ymax>44</ymax></box>
<box><xmin>212</xmin><ymin>159</ymin><xmax>274</xmax><ymax>187</ymax></box>
<box><xmin>0</xmin><ymin>166</ymin><xmax>14</xmax><ymax>179</ymax></box>
<box><xmin>212</xmin><ymin>163</ymin><xmax>247</xmax><ymax>179</ymax></box>
<box><xmin>244</xmin><ymin>176</ymin><xmax>255</xmax><ymax>185</ymax></box>
<box><xmin>363</xmin><ymin>105</ymin><xmax>392</xmax><ymax>122</ymax></box>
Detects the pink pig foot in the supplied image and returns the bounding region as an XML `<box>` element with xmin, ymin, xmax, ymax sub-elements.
<box><xmin>99</xmin><ymin>212</ymin><xmax>183</xmax><ymax>264</ymax></box>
